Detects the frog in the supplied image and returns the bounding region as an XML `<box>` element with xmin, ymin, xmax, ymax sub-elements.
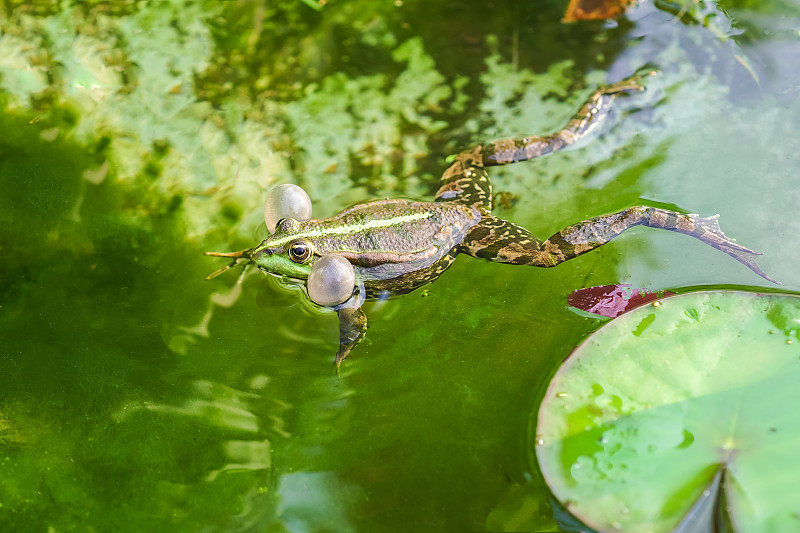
<box><xmin>206</xmin><ymin>72</ymin><xmax>774</xmax><ymax>369</ymax></box>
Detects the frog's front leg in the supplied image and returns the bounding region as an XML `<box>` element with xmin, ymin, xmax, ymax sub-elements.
<box><xmin>460</xmin><ymin>207</ymin><xmax>774</xmax><ymax>282</ymax></box>
<box><xmin>335</xmin><ymin>307</ymin><xmax>368</xmax><ymax>370</ymax></box>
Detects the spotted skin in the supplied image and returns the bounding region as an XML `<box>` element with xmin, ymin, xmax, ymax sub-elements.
<box><xmin>435</xmin><ymin>146</ymin><xmax>493</xmax><ymax>214</ymax></box>
<box><xmin>207</xmin><ymin>72</ymin><xmax>774</xmax><ymax>369</ymax></box>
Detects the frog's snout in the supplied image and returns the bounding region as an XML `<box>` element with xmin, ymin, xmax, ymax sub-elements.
<box><xmin>203</xmin><ymin>247</ymin><xmax>254</xmax><ymax>280</ymax></box>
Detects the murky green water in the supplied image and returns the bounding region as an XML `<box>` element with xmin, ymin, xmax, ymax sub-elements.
<box><xmin>1</xmin><ymin>1</ymin><xmax>798</xmax><ymax>531</ymax></box>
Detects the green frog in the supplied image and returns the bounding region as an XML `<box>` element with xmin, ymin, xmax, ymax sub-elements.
<box><xmin>207</xmin><ymin>72</ymin><xmax>773</xmax><ymax>368</ymax></box>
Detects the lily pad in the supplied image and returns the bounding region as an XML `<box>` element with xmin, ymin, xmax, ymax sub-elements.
<box><xmin>535</xmin><ymin>291</ymin><xmax>800</xmax><ymax>533</ymax></box>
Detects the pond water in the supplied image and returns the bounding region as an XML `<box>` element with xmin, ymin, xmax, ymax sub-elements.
<box><xmin>1</xmin><ymin>1</ymin><xmax>798</xmax><ymax>532</ymax></box>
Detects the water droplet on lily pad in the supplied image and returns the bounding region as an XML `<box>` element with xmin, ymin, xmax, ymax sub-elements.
<box><xmin>534</xmin><ymin>291</ymin><xmax>800</xmax><ymax>533</ymax></box>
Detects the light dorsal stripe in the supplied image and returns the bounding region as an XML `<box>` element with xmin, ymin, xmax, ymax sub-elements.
<box><xmin>268</xmin><ymin>212</ymin><xmax>433</xmax><ymax>248</ymax></box>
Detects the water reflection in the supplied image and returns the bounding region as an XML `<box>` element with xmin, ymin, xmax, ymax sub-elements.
<box><xmin>107</xmin><ymin>356</ymin><xmax>360</xmax><ymax>529</ymax></box>
<box><xmin>113</xmin><ymin>379</ymin><xmax>263</xmax><ymax>434</ymax></box>
<box><xmin>272</xmin><ymin>472</ymin><xmax>364</xmax><ymax>533</ymax></box>
<box><xmin>205</xmin><ymin>440</ymin><xmax>271</xmax><ymax>482</ymax></box>
<box><xmin>168</xmin><ymin>270</ymin><xmax>247</xmax><ymax>355</ymax></box>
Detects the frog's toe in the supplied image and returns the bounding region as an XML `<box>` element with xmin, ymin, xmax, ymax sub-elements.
<box><xmin>691</xmin><ymin>214</ymin><xmax>761</xmax><ymax>254</ymax></box>
<box><xmin>604</xmin><ymin>70</ymin><xmax>658</xmax><ymax>95</ymax></box>
<box><xmin>334</xmin><ymin>347</ymin><xmax>352</xmax><ymax>375</ymax></box>
<box><xmin>688</xmin><ymin>213</ymin><xmax>778</xmax><ymax>284</ymax></box>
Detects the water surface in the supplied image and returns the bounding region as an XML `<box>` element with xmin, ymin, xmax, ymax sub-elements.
<box><xmin>1</xmin><ymin>1</ymin><xmax>798</xmax><ymax>531</ymax></box>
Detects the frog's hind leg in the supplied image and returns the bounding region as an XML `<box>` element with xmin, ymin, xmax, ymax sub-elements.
<box><xmin>459</xmin><ymin>215</ymin><xmax>549</xmax><ymax>264</ymax></box>
<box><xmin>480</xmin><ymin>71</ymin><xmax>655</xmax><ymax>167</ymax></box>
<box><xmin>435</xmin><ymin>72</ymin><xmax>654</xmax><ymax>213</ymax></box>
<box><xmin>435</xmin><ymin>146</ymin><xmax>493</xmax><ymax>214</ymax></box>
<box><xmin>460</xmin><ymin>207</ymin><xmax>775</xmax><ymax>282</ymax></box>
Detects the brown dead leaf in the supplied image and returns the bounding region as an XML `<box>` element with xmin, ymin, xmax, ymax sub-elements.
<box><xmin>563</xmin><ymin>0</ymin><xmax>640</xmax><ymax>22</ymax></box>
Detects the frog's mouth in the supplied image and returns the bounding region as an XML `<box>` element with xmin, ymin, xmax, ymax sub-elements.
<box><xmin>204</xmin><ymin>248</ymin><xmax>254</xmax><ymax>280</ymax></box>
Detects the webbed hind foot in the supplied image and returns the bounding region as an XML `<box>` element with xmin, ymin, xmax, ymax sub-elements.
<box><xmin>599</xmin><ymin>70</ymin><xmax>657</xmax><ymax>95</ymax></box>
<box><xmin>685</xmin><ymin>214</ymin><xmax>777</xmax><ymax>283</ymax></box>
<box><xmin>553</xmin><ymin>207</ymin><xmax>775</xmax><ymax>282</ymax></box>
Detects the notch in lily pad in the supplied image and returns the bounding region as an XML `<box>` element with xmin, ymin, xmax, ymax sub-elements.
<box><xmin>535</xmin><ymin>291</ymin><xmax>800</xmax><ymax>533</ymax></box>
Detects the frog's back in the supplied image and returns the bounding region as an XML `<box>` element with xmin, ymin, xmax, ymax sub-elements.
<box><xmin>311</xmin><ymin>199</ymin><xmax>480</xmax><ymax>282</ymax></box>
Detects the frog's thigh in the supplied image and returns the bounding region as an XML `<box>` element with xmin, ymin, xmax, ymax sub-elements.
<box><xmin>460</xmin><ymin>209</ymin><xmax>647</xmax><ymax>267</ymax></box>
<box><xmin>435</xmin><ymin>147</ymin><xmax>492</xmax><ymax>212</ymax></box>
<box><xmin>459</xmin><ymin>216</ymin><xmax>556</xmax><ymax>267</ymax></box>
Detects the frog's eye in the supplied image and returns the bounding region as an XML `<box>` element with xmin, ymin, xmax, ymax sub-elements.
<box><xmin>288</xmin><ymin>240</ymin><xmax>313</xmax><ymax>263</ymax></box>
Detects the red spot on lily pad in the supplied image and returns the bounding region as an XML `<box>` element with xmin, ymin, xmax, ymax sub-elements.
<box><xmin>567</xmin><ymin>284</ymin><xmax>676</xmax><ymax>318</ymax></box>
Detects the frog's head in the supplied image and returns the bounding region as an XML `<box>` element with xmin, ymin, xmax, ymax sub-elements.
<box><xmin>205</xmin><ymin>185</ymin><xmax>357</xmax><ymax>308</ymax></box>
<box><xmin>206</xmin><ymin>216</ymin><xmax>357</xmax><ymax>308</ymax></box>
<box><xmin>250</xmin><ymin>217</ymin><xmax>319</xmax><ymax>281</ymax></box>
<box><xmin>204</xmin><ymin>217</ymin><xmax>316</xmax><ymax>282</ymax></box>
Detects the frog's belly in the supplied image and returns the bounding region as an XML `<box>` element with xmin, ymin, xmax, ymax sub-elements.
<box><xmin>361</xmin><ymin>250</ymin><xmax>459</xmax><ymax>298</ymax></box>
<box><xmin>354</xmin><ymin>244</ymin><xmax>454</xmax><ymax>281</ymax></box>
